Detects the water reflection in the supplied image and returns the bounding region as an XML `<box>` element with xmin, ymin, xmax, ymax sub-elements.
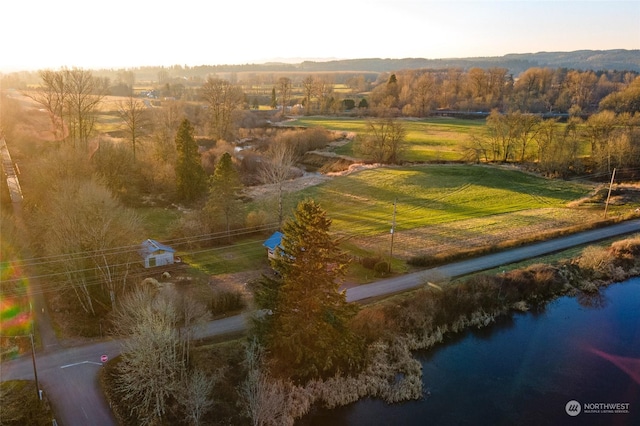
<box><xmin>576</xmin><ymin>290</ymin><xmax>608</xmax><ymax>309</ymax></box>
<box><xmin>302</xmin><ymin>278</ymin><xmax>640</xmax><ymax>426</ymax></box>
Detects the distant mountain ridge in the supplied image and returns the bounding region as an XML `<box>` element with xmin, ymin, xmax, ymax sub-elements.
<box><xmin>292</xmin><ymin>49</ymin><xmax>640</xmax><ymax>74</ymax></box>
<box><xmin>77</xmin><ymin>49</ymin><xmax>640</xmax><ymax>83</ymax></box>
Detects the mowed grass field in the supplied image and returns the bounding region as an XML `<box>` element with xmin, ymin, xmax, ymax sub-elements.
<box><xmin>145</xmin><ymin>165</ymin><xmax>596</xmax><ymax>276</ymax></box>
<box><xmin>291</xmin><ymin>164</ymin><xmax>592</xmax><ymax>234</ymax></box>
<box><xmin>289</xmin><ymin>116</ymin><xmax>486</xmax><ymax>161</ymax></box>
<box><xmin>279</xmin><ymin>164</ymin><xmax>602</xmax><ymax>264</ymax></box>
<box><xmin>179</xmin><ymin>164</ymin><xmax>599</xmax><ymax>278</ymax></box>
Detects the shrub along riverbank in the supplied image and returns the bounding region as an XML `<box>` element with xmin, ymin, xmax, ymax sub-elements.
<box><xmin>268</xmin><ymin>235</ymin><xmax>640</xmax><ymax>425</ymax></box>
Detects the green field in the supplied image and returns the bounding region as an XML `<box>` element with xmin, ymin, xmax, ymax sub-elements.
<box><xmin>182</xmin><ymin>237</ymin><xmax>271</xmax><ymax>276</ymax></box>
<box><xmin>285</xmin><ymin>164</ymin><xmax>593</xmax><ymax>236</ymax></box>
<box><xmin>289</xmin><ymin>117</ymin><xmax>486</xmax><ymax>161</ymax></box>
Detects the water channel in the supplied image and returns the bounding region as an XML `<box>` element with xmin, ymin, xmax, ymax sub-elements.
<box><xmin>303</xmin><ymin>277</ymin><xmax>640</xmax><ymax>425</ymax></box>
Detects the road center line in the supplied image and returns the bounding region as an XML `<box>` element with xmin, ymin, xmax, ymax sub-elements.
<box><xmin>60</xmin><ymin>361</ymin><xmax>102</xmax><ymax>369</ymax></box>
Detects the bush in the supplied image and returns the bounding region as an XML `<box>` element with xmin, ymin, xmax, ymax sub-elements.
<box><xmin>272</xmin><ymin>127</ymin><xmax>332</xmax><ymax>157</ymax></box>
<box><xmin>361</xmin><ymin>256</ymin><xmax>383</xmax><ymax>270</ymax></box>
<box><xmin>609</xmin><ymin>237</ymin><xmax>640</xmax><ymax>268</ymax></box>
<box><xmin>350</xmin><ymin>306</ymin><xmax>390</xmax><ymax>343</ymax></box>
<box><xmin>407</xmin><ymin>254</ymin><xmax>436</xmax><ymax>267</ymax></box>
<box><xmin>210</xmin><ymin>289</ymin><xmax>246</xmax><ymax>315</ymax></box>
<box><xmin>374</xmin><ymin>261</ymin><xmax>389</xmax><ymax>277</ymax></box>
<box><xmin>577</xmin><ymin>246</ymin><xmax>615</xmax><ymax>279</ymax></box>
<box><xmin>0</xmin><ymin>381</ymin><xmax>53</xmax><ymax>425</ymax></box>
<box><xmin>246</xmin><ymin>210</ymin><xmax>269</xmax><ymax>230</ymax></box>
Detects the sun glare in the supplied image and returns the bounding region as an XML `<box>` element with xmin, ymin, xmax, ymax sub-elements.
<box><xmin>0</xmin><ymin>245</ymin><xmax>33</xmax><ymax>359</ymax></box>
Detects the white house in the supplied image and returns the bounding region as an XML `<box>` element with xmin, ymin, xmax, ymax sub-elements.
<box><xmin>139</xmin><ymin>239</ymin><xmax>175</xmax><ymax>268</ymax></box>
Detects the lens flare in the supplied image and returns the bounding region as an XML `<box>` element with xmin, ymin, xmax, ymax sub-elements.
<box><xmin>1</xmin><ymin>254</ymin><xmax>33</xmax><ymax>359</ymax></box>
<box><xmin>589</xmin><ymin>347</ymin><xmax>640</xmax><ymax>385</ymax></box>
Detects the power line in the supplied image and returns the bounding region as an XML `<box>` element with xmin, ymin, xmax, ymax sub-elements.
<box><xmin>3</xmin><ymin>165</ymin><xmax>624</xmax><ymax>297</ymax></box>
<box><xmin>7</xmin><ymin>222</ymin><xmax>280</xmax><ymax>270</ymax></box>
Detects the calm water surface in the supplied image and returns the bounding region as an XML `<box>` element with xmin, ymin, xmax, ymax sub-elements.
<box><xmin>303</xmin><ymin>278</ymin><xmax>640</xmax><ymax>425</ymax></box>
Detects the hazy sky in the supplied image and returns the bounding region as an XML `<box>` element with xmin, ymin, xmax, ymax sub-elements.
<box><xmin>1</xmin><ymin>0</ymin><xmax>638</xmax><ymax>72</ymax></box>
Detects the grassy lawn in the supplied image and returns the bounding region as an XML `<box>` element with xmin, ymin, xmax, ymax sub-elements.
<box><xmin>137</xmin><ymin>207</ymin><xmax>183</xmax><ymax>241</ymax></box>
<box><xmin>181</xmin><ymin>235</ymin><xmax>271</xmax><ymax>276</ymax></box>
<box><xmin>270</xmin><ymin>163</ymin><xmax>606</xmax><ymax>266</ymax></box>
<box><xmin>290</xmin><ymin>116</ymin><xmax>486</xmax><ymax>161</ymax></box>
<box><xmin>288</xmin><ymin>164</ymin><xmax>593</xmax><ymax>235</ymax></box>
<box><xmin>174</xmin><ymin>165</ymin><xmax>602</xmax><ymax>281</ymax></box>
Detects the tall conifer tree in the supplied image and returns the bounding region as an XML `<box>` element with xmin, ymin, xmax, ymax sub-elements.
<box><xmin>256</xmin><ymin>199</ymin><xmax>363</xmax><ymax>382</ymax></box>
<box><xmin>175</xmin><ymin>119</ymin><xmax>207</xmax><ymax>203</ymax></box>
<box><xmin>206</xmin><ymin>152</ymin><xmax>242</xmax><ymax>235</ymax></box>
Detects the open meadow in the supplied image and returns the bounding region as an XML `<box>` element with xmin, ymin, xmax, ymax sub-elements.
<box><xmin>231</xmin><ymin>162</ymin><xmax>633</xmax><ymax>282</ymax></box>
<box><xmin>284</xmin><ymin>165</ymin><xmax>600</xmax><ymax>257</ymax></box>
<box><xmin>290</xmin><ymin>116</ymin><xmax>488</xmax><ymax>161</ymax></box>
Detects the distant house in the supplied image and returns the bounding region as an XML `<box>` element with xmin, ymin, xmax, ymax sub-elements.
<box><xmin>139</xmin><ymin>239</ymin><xmax>175</xmax><ymax>268</ymax></box>
<box><xmin>263</xmin><ymin>231</ymin><xmax>284</xmax><ymax>260</ymax></box>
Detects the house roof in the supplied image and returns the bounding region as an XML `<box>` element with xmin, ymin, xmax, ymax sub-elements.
<box><xmin>139</xmin><ymin>239</ymin><xmax>175</xmax><ymax>258</ymax></box>
<box><xmin>263</xmin><ymin>231</ymin><xmax>284</xmax><ymax>251</ymax></box>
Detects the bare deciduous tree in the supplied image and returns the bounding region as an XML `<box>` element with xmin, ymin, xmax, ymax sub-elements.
<box><xmin>114</xmin><ymin>291</ymin><xmax>182</xmax><ymax>425</ymax></box>
<box><xmin>277</xmin><ymin>77</ymin><xmax>292</xmax><ymax>116</ymax></box>
<box><xmin>25</xmin><ymin>69</ymin><xmax>67</xmax><ymax>140</ymax></box>
<box><xmin>171</xmin><ymin>288</ymin><xmax>210</xmax><ymax>366</ymax></box>
<box><xmin>357</xmin><ymin>117</ymin><xmax>406</xmax><ymax>164</ymax></box>
<box><xmin>512</xmin><ymin>112</ymin><xmax>542</xmax><ymax>162</ymax></box>
<box><xmin>176</xmin><ymin>369</ymin><xmax>216</xmax><ymax>426</ymax></box>
<box><xmin>65</xmin><ymin>69</ymin><xmax>107</xmax><ymax>149</ymax></box>
<box><xmin>117</xmin><ymin>96</ymin><xmax>150</xmax><ymax>160</ymax></box>
<box><xmin>241</xmin><ymin>339</ymin><xmax>289</xmax><ymax>426</ymax></box>
<box><xmin>302</xmin><ymin>75</ymin><xmax>315</xmax><ymax>115</ymax></box>
<box><xmin>259</xmin><ymin>140</ymin><xmax>297</xmax><ymax>225</ymax></box>
<box><xmin>201</xmin><ymin>77</ymin><xmax>244</xmax><ymax>141</ymax></box>
<box><xmin>44</xmin><ymin>179</ymin><xmax>142</xmax><ymax>314</ymax></box>
<box><xmin>112</xmin><ymin>286</ymin><xmax>212</xmax><ymax>424</ymax></box>
<box><xmin>314</xmin><ymin>77</ymin><xmax>334</xmax><ymax>114</ymax></box>
<box><xmin>413</xmin><ymin>73</ymin><xmax>436</xmax><ymax>117</ymax></box>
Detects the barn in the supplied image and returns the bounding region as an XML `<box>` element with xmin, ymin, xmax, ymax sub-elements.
<box><xmin>139</xmin><ymin>239</ymin><xmax>175</xmax><ymax>268</ymax></box>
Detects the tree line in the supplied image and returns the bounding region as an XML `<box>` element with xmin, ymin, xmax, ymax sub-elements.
<box><xmin>364</xmin><ymin>67</ymin><xmax>638</xmax><ymax>117</ymax></box>
<box><xmin>6</xmin><ymin>63</ymin><xmax>638</xmax><ymax>117</ymax></box>
<box><xmin>466</xmin><ymin>109</ymin><xmax>640</xmax><ymax>177</ymax></box>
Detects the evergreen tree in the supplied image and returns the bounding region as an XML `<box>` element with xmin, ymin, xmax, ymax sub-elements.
<box><xmin>206</xmin><ymin>152</ymin><xmax>243</xmax><ymax>235</ymax></box>
<box><xmin>175</xmin><ymin>119</ymin><xmax>207</xmax><ymax>203</ymax></box>
<box><xmin>270</xmin><ymin>87</ymin><xmax>277</xmax><ymax>109</ymax></box>
<box><xmin>256</xmin><ymin>199</ymin><xmax>364</xmax><ymax>382</ymax></box>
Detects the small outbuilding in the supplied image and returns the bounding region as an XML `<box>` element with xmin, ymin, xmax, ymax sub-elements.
<box><xmin>139</xmin><ymin>239</ymin><xmax>175</xmax><ymax>268</ymax></box>
<box><xmin>263</xmin><ymin>231</ymin><xmax>284</xmax><ymax>260</ymax></box>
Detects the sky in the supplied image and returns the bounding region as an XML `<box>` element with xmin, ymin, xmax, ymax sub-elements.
<box><xmin>1</xmin><ymin>0</ymin><xmax>638</xmax><ymax>72</ymax></box>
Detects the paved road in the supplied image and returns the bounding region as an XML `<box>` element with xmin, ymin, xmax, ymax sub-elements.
<box><xmin>346</xmin><ymin>219</ymin><xmax>640</xmax><ymax>301</ymax></box>
<box><xmin>2</xmin><ymin>219</ymin><xmax>639</xmax><ymax>425</ymax></box>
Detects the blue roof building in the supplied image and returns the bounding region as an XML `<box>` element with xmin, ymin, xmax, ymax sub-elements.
<box><xmin>263</xmin><ymin>231</ymin><xmax>284</xmax><ymax>259</ymax></box>
<box><xmin>139</xmin><ymin>239</ymin><xmax>175</xmax><ymax>268</ymax></box>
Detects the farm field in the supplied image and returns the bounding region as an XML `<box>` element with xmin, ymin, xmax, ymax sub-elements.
<box><xmin>289</xmin><ymin>116</ymin><xmax>487</xmax><ymax>161</ymax></box>
<box><xmin>273</xmin><ymin>164</ymin><xmax>610</xmax><ymax>264</ymax></box>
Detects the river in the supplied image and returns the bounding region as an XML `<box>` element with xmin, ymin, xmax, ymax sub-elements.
<box><xmin>303</xmin><ymin>277</ymin><xmax>640</xmax><ymax>425</ymax></box>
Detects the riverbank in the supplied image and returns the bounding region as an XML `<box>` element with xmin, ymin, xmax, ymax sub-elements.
<box><xmin>305</xmin><ymin>277</ymin><xmax>640</xmax><ymax>425</ymax></box>
<box><xmin>276</xmin><ymin>235</ymin><xmax>640</xmax><ymax>424</ymax></box>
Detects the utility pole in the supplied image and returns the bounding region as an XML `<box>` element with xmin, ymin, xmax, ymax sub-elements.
<box><xmin>28</xmin><ymin>303</ymin><xmax>41</xmax><ymax>400</ymax></box>
<box><xmin>389</xmin><ymin>198</ymin><xmax>397</xmax><ymax>273</ymax></box>
<box><xmin>604</xmin><ymin>168</ymin><xmax>616</xmax><ymax>219</ymax></box>
<box><xmin>29</xmin><ymin>333</ymin><xmax>41</xmax><ymax>400</ymax></box>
